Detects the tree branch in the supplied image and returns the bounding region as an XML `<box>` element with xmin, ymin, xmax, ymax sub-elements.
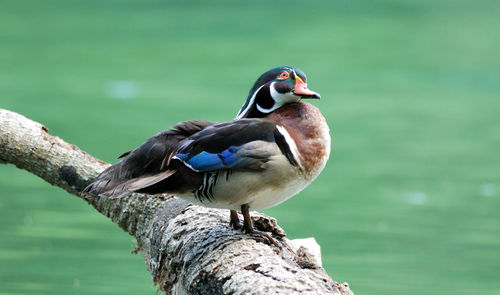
<box><xmin>0</xmin><ymin>108</ymin><xmax>353</xmax><ymax>295</ymax></box>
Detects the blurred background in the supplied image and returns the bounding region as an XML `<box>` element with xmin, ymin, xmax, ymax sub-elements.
<box><xmin>1</xmin><ymin>0</ymin><xmax>499</xmax><ymax>294</ymax></box>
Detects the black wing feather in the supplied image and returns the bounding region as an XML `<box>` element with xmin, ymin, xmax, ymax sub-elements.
<box><xmin>175</xmin><ymin>119</ymin><xmax>299</xmax><ymax>171</ymax></box>
<box><xmin>177</xmin><ymin>119</ymin><xmax>277</xmax><ymax>160</ymax></box>
<box><xmin>83</xmin><ymin>120</ymin><xmax>214</xmax><ymax>197</ymax></box>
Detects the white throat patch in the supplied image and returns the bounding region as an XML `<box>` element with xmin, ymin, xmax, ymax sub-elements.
<box><xmin>256</xmin><ymin>82</ymin><xmax>299</xmax><ymax>114</ymax></box>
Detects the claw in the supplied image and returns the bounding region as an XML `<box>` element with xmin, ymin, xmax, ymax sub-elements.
<box><xmin>240</xmin><ymin>204</ymin><xmax>282</xmax><ymax>249</ymax></box>
<box><xmin>245</xmin><ymin>226</ymin><xmax>281</xmax><ymax>248</ymax></box>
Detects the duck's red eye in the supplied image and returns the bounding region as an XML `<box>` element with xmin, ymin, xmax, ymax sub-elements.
<box><xmin>278</xmin><ymin>71</ymin><xmax>290</xmax><ymax>80</ymax></box>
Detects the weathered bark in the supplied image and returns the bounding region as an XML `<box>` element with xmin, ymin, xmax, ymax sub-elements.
<box><xmin>0</xmin><ymin>108</ymin><xmax>353</xmax><ymax>295</ymax></box>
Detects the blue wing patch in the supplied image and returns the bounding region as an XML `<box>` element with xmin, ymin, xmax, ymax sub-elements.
<box><xmin>175</xmin><ymin>144</ymin><xmax>270</xmax><ymax>172</ymax></box>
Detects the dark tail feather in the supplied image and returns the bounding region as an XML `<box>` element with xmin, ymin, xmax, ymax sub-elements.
<box><xmin>83</xmin><ymin>169</ymin><xmax>175</xmax><ymax>199</ymax></box>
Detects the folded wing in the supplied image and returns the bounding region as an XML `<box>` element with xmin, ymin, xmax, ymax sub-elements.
<box><xmin>83</xmin><ymin>120</ymin><xmax>213</xmax><ymax>198</ymax></box>
<box><xmin>173</xmin><ymin>119</ymin><xmax>280</xmax><ymax>172</ymax></box>
<box><xmin>83</xmin><ymin>118</ymin><xmax>299</xmax><ymax>199</ymax></box>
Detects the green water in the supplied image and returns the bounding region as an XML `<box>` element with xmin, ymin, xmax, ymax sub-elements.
<box><xmin>1</xmin><ymin>1</ymin><xmax>499</xmax><ymax>294</ymax></box>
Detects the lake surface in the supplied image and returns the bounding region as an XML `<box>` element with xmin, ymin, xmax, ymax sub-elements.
<box><xmin>1</xmin><ymin>1</ymin><xmax>499</xmax><ymax>294</ymax></box>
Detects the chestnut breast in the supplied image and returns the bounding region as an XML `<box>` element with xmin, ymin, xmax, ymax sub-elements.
<box><xmin>268</xmin><ymin>102</ymin><xmax>331</xmax><ymax>176</ymax></box>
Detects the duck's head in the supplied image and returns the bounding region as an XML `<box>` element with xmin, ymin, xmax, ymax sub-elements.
<box><xmin>236</xmin><ymin>66</ymin><xmax>320</xmax><ymax>119</ymax></box>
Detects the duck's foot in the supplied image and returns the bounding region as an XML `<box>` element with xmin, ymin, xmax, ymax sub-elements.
<box><xmin>250</xmin><ymin>215</ymin><xmax>286</xmax><ymax>238</ymax></box>
<box><xmin>244</xmin><ymin>226</ymin><xmax>281</xmax><ymax>248</ymax></box>
<box><xmin>240</xmin><ymin>204</ymin><xmax>282</xmax><ymax>248</ymax></box>
<box><xmin>229</xmin><ymin>209</ymin><xmax>242</xmax><ymax>230</ymax></box>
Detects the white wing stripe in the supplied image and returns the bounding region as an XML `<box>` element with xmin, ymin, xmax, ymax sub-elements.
<box><xmin>276</xmin><ymin>125</ymin><xmax>301</xmax><ymax>168</ymax></box>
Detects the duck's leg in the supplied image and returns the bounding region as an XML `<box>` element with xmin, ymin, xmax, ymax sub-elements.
<box><xmin>229</xmin><ymin>210</ymin><xmax>242</xmax><ymax>229</ymax></box>
<box><xmin>241</xmin><ymin>204</ymin><xmax>279</xmax><ymax>247</ymax></box>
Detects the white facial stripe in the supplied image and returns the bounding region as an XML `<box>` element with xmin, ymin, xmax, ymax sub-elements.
<box><xmin>256</xmin><ymin>102</ymin><xmax>279</xmax><ymax>113</ymax></box>
<box><xmin>276</xmin><ymin>125</ymin><xmax>302</xmax><ymax>167</ymax></box>
<box><xmin>236</xmin><ymin>84</ymin><xmax>265</xmax><ymax>119</ymax></box>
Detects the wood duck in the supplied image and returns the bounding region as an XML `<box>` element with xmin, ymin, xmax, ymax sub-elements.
<box><xmin>84</xmin><ymin>66</ymin><xmax>331</xmax><ymax>244</ymax></box>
